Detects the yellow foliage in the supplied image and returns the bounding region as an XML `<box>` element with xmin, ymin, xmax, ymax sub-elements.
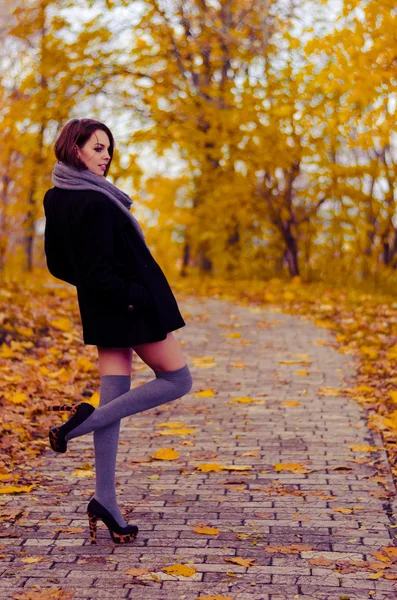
<box><xmin>9</xmin><ymin>392</ymin><xmax>28</xmax><ymax>405</ymax></box>
<box><xmin>50</xmin><ymin>318</ymin><xmax>73</xmax><ymax>332</ymax></box>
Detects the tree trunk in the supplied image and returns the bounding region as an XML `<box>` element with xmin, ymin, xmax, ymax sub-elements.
<box><xmin>282</xmin><ymin>222</ymin><xmax>299</xmax><ymax>277</ymax></box>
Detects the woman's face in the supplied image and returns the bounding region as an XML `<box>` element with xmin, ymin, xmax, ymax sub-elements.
<box><xmin>76</xmin><ymin>129</ymin><xmax>111</xmax><ymax>177</ymax></box>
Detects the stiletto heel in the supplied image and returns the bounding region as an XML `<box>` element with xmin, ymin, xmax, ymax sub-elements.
<box><xmin>86</xmin><ymin>498</ymin><xmax>138</xmax><ymax>544</ymax></box>
<box><xmin>49</xmin><ymin>402</ymin><xmax>95</xmax><ymax>453</ymax></box>
<box><xmin>88</xmin><ymin>512</ymin><xmax>98</xmax><ymax>544</ymax></box>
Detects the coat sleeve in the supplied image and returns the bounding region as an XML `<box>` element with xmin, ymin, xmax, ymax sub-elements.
<box><xmin>77</xmin><ymin>195</ymin><xmax>152</xmax><ymax>311</ymax></box>
<box><xmin>44</xmin><ymin>194</ymin><xmax>77</xmax><ymax>286</ymax></box>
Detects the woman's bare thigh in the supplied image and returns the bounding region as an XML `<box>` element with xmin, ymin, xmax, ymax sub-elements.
<box><xmin>97</xmin><ymin>332</ymin><xmax>186</xmax><ymax>376</ymax></box>
<box><xmin>97</xmin><ymin>346</ymin><xmax>133</xmax><ymax>377</ymax></box>
<box><xmin>132</xmin><ymin>332</ymin><xmax>187</xmax><ymax>372</ymax></box>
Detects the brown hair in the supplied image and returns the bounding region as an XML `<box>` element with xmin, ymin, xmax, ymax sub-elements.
<box><xmin>54</xmin><ymin>118</ymin><xmax>115</xmax><ymax>176</ymax></box>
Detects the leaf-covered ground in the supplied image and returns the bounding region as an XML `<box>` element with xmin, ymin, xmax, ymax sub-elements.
<box><xmin>1</xmin><ymin>274</ymin><xmax>397</xmax><ymax>598</ymax></box>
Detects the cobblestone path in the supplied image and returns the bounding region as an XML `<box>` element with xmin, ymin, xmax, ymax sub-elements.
<box><xmin>2</xmin><ymin>296</ymin><xmax>397</xmax><ymax>599</ymax></box>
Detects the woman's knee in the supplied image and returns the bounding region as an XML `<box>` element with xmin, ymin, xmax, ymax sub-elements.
<box><xmin>156</xmin><ymin>363</ymin><xmax>193</xmax><ymax>396</ymax></box>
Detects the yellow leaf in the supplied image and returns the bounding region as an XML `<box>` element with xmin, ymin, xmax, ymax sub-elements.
<box><xmin>347</xmin><ymin>385</ymin><xmax>374</xmax><ymax>394</ymax></box>
<box><xmin>279</xmin><ymin>360</ymin><xmax>312</xmax><ymax>365</ymax></box>
<box><xmin>196</xmin><ymin>463</ymin><xmax>223</xmax><ymax>472</ymax></box>
<box><xmin>318</xmin><ymin>387</ymin><xmax>343</xmax><ymax>396</ymax></box>
<box><xmin>73</xmin><ymin>469</ymin><xmax>94</xmax><ymax>477</ymax></box>
<box><xmin>84</xmin><ymin>391</ymin><xmax>100</xmax><ymax>408</ymax></box>
<box><xmin>368</xmin><ymin>571</ymin><xmax>384</xmax><ymax>579</ymax></box>
<box><xmin>226</xmin><ymin>332</ymin><xmax>242</xmax><ymax>338</ymax></box>
<box><xmin>296</xmin><ymin>370</ymin><xmax>309</xmax><ymax>376</ymax></box>
<box><xmin>389</xmin><ymin>391</ymin><xmax>397</xmax><ymax>404</ymax></box>
<box><xmin>50</xmin><ymin>317</ymin><xmax>73</xmax><ymax>332</ymax></box>
<box><xmin>193</xmin><ymin>525</ymin><xmax>220</xmax><ymax>535</ymax></box>
<box><xmin>333</xmin><ymin>507</ymin><xmax>353</xmax><ymax>514</ymax></box>
<box><xmin>9</xmin><ymin>392</ymin><xmax>28</xmax><ymax>405</ymax></box>
<box><xmin>158</xmin><ymin>428</ymin><xmax>196</xmax><ymax>436</ymax></box>
<box><xmin>152</xmin><ymin>448</ymin><xmax>179</xmax><ymax>461</ymax></box>
<box><xmin>76</xmin><ymin>356</ymin><xmax>95</xmax><ymax>372</ymax></box>
<box><xmin>224</xmin><ymin>556</ymin><xmax>256</xmax><ymax>567</ymax></box>
<box><xmin>281</xmin><ymin>401</ymin><xmax>301</xmax><ymax>406</ymax></box>
<box><xmin>192</xmin><ymin>389</ymin><xmax>215</xmax><ymax>397</ymax></box>
<box><xmin>231</xmin><ymin>396</ymin><xmax>255</xmax><ymax>404</ymax></box>
<box><xmin>273</xmin><ymin>463</ymin><xmax>310</xmax><ymax>473</ymax></box>
<box><xmin>349</xmin><ymin>445</ymin><xmax>380</xmax><ymax>452</ymax></box>
<box><xmin>147</xmin><ymin>474</ymin><xmax>160</xmax><ymax>480</ymax></box>
<box><xmin>232</xmin><ymin>361</ymin><xmax>247</xmax><ymax>368</ymax></box>
<box><xmin>162</xmin><ymin>563</ymin><xmax>196</xmax><ymax>577</ymax></box>
<box><xmin>0</xmin><ymin>485</ymin><xmax>34</xmax><ymax>494</ymax></box>
<box><xmin>192</xmin><ymin>357</ymin><xmax>217</xmax><ymax>369</ymax></box>
<box><xmin>21</xmin><ymin>556</ymin><xmax>44</xmax><ymax>563</ymax></box>
<box><xmin>360</xmin><ymin>346</ymin><xmax>378</xmax><ymax>359</ymax></box>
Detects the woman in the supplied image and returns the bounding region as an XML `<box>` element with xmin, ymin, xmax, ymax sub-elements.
<box><xmin>43</xmin><ymin>118</ymin><xmax>193</xmax><ymax>545</ymax></box>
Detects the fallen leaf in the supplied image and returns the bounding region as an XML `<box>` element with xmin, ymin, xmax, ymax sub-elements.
<box><xmin>192</xmin><ymin>389</ymin><xmax>215</xmax><ymax>397</ymax></box>
<box><xmin>156</xmin><ymin>422</ymin><xmax>186</xmax><ymax>429</ymax></box>
<box><xmin>162</xmin><ymin>563</ymin><xmax>196</xmax><ymax>577</ymax></box>
<box><xmin>224</xmin><ymin>556</ymin><xmax>256</xmax><ymax>567</ymax></box>
<box><xmin>196</xmin><ymin>464</ymin><xmax>224</xmax><ymax>472</ymax></box>
<box><xmin>193</xmin><ymin>525</ymin><xmax>220</xmax><ymax>535</ymax></box>
<box><xmin>273</xmin><ymin>463</ymin><xmax>311</xmax><ymax>473</ymax></box>
<box><xmin>21</xmin><ymin>556</ymin><xmax>44</xmax><ymax>564</ymax></box>
<box><xmin>281</xmin><ymin>401</ymin><xmax>301</xmax><ymax>406</ymax></box>
<box><xmin>367</xmin><ymin>571</ymin><xmax>384</xmax><ymax>579</ymax></box>
<box><xmin>231</xmin><ymin>396</ymin><xmax>255</xmax><ymax>404</ymax></box>
<box><xmin>0</xmin><ymin>485</ymin><xmax>34</xmax><ymax>494</ymax></box>
<box><xmin>72</xmin><ymin>469</ymin><xmax>94</xmax><ymax>478</ymax></box>
<box><xmin>125</xmin><ymin>567</ymin><xmax>149</xmax><ymax>576</ymax></box>
<box><xmin>240</xmin><ymin>450</ymin><xmax>260</xmax><ymax>457</ymax></box>
<box><xmin>349</xmin><ymin>445</ymin><xmax>380</xmax><ymax>452</ymax></box>
<box><xmin>152</xmin><ymin>448</ymin><xmax>179</xmax><ymax>461</ymax></box>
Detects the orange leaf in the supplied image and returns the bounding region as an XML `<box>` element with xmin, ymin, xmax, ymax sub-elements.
<box><xmin>224</xmin><ymin>556</ymin><xmax>256</xmax><ymax>567</ymax></box>
<box><xmin>125</xmin><ymin>567</ymin><xmax>149</xmax><ymax>576</ymax></box>
<box><xmin>162</xmin><ymin>563</ymin><xmax>196</xmax><ymax>577</ymax></box>
<box><xmin>193</xmin><ymin>525</ymin><xmax>220</xmax><ymax>535</ymax></box>
<box><xmin>152</xmin><ymin>448</ymin><xmax>179</xmax><ymax>461</ymax></box>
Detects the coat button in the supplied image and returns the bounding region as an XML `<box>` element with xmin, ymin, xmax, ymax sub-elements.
<box><xmin>127</xmin><ymin>304</ymin><xmax>134</xmax><ymax>311</ymax></box>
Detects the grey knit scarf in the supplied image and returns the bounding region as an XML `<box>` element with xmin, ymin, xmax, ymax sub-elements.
<box><xmin>51</xmin><ymin>161</ymin><xmax>148</xmax><ymax>247</ymax></box>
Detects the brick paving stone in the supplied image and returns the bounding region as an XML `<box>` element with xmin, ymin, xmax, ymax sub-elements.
<box><xmin>2</xmin><ymin>296</ymin><xmax>397</xmax><ymax>598</ymax></box>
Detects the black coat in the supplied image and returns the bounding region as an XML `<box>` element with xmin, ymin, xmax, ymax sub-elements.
<box><xmin>43</xmin><ymin>186</ymin><xmax>186</xmax><ymax>347</ymax></box>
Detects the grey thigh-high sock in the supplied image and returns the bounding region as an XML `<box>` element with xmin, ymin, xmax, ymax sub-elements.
<box><xmin>65</xmin><ymin>363</ymin><xmax>193</xmax><ymax>441</ymax></box>
<box><xmin>92</xmin><ymin>374</ymin><xmax>131</xmax><ymax>528</ymax></box>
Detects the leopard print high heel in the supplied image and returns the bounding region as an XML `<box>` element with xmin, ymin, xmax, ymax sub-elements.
<box><xmin>49</xmin><ymin>402</ymin><xmax>95</xmax><ymax>453</ymax></box>
<box><xmin>87</xmin><ymin>497</ymin><xmax>138</xmax><ymax>544</ymax></box>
